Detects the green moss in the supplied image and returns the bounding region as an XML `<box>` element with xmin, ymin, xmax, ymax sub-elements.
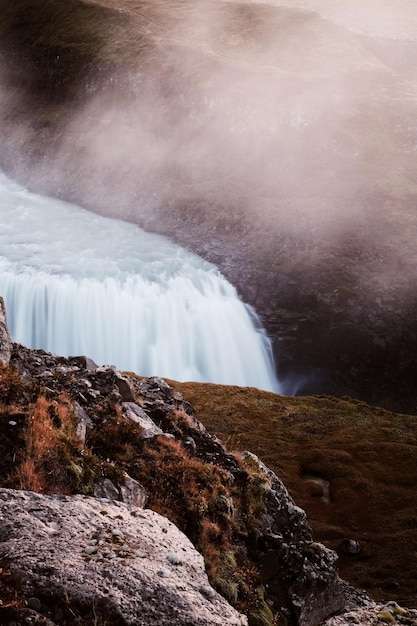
<box><xmin>377</xmin><ymin>611</ymin><xmax>395</xmax><ymax>623</ymax></box>
<box><xmin>65</xmin><ymin>460</ymin><xmax>84</xmax><ymax>489</ymax></box>
<box><xmin>213</xmin><ymin>575</ymin><xmax>239</xmax><ymax>605</ymax></box>
<box><xmin>248</xmin><ymin>598</ymin><xmax>274</xmax><ymax>626</ymax></box>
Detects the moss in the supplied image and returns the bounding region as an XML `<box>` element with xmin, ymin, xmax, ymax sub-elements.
<box><xmin>377</xmin><ymin>611</ymin><xmax>395</xmax><ymax>623</ymax></box>
<box><xmin>174</xmin><ymin>380</ymin><xmax>417</xmax><ymax>608</ymax></box>
<box><xmin>65</xmin><ymin>460</ymin><xmax>84</xmax><ymax>489</ymax></box>
<box><xmin>388</xmin><ymin>603</ymin><xmax>408</xmax><ymax>617</ymax></box>
<box><xmin>213</xmin><ymin>575</ymin><xmax>239</xmax><ymax>606</ymax></box>
<box><xmin>248</xmin><ymin>597</ymin><xmax>274</xmax><ymax>626</ymax></box>
<box><xmin>213</xmin><ymin>550</ymin><xmax>240</xmax><ymax>603</ymax></box>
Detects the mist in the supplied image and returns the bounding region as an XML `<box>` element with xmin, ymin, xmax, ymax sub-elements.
<box><xmin>1</xmin><ymin>0</ymin><xmax>417</xmax><ymax>406</ymax></box>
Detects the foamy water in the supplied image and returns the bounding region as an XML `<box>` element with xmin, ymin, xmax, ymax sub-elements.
<box><xmin>0</xmin><ymin>171</ymin><xmax>280</xmax><ymax>392</ymax></box>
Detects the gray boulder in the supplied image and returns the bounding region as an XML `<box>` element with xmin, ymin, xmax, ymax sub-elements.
<box><xmin>0</xmin><ymin>488</ymin><xmax>248</xmax><ymax>626</ymax></box>
<box><xmin>122</xmin><ymin>401</ymin><xmax>163</xmax><ymax>438</ymax></box>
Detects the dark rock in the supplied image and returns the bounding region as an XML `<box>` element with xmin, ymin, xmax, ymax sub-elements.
<box><xmin>93</xmin><ymin>478</ymin><xmax>119</xmax><ymax>501</ymax></box>
<box><xmin>27</xmin><ymin>597</ymin><xmax>42</xmax><ymax>611</ymax></box>
<box><xmin>74</xmin><ymin>402</ymin><xmax>94</xmax><ymax>444</ymax></box>
<box><xmin>68</xmin><ymin>356</ymin><xmax>99</xmax><ymax>371</ymax></box>
<box><xmin>243</xmin><ymin>452</ymin><xmax>346</xmax><ymax>626</ymax></box>
<box><xmin>339</xmin><ymin>539</ymin><xmax>361</xmax><ymax>556</ymax></box>
<box><xmin>114</xmin><ymin>373</ymin><xmax>136</xmax><ymax>402</ymax></box>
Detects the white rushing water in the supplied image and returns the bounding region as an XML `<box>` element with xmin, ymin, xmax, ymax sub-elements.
<box><xmin>0</xmin><ymin>171</ymin><xmax>280</xmax><ymax>392</ymax></box>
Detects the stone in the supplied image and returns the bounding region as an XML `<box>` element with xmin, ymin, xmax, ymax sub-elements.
<box><xmin>27</xmin><ymin>597</ymin><xmax>42</xmax><ymax>611</ymax></box>
<box><xmin>122</xmin><ymin>402</ymin><xmax>163</xmax><ymax>438</ymax></box>
<box><xmin>68</xmin><ymin>355</ymin><xmax>99</xmax><ymax>371</ymax></box>
<box><xmin>74</xmin><ymin>402</ymin><xmax>94</xmax><ymax>444</ymax></box>
<box><xmin>93</xmin><ymin>478</ymin><xmax>119</xmax><ymax>501</ymax></box>
<box><xmin>242</xmin><ymin>452</ymin><xmax>346</xmax><ymax>626</ymax></box>
<box><xmin>0</xmin><ymin>489</ymin><xmax>248</xmax><ymax>626</ymax></box>
<box><xmin>339</xmin><ymin>539</ymin><xmax>361</xmax><ymax>556</ymax></box>
<box><xmin>0</xmin><ymin>297</ymin><xmax>12</xmax><ymax>365</ymax></box>
<box><xmin>114</xmin><ymin>373</ymin><xmax>136</xmax><ymax>401</ymax></box>
<box><xmin>120</xmin><ymin>472</ymin><xmax>148</xmax><ymax>509</ymax></box>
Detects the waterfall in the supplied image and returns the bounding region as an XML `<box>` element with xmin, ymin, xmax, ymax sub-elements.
<box><xmin>0</xmin><ymin>171</ymin><xmax>280</xmax><ymax>392</ymax></box>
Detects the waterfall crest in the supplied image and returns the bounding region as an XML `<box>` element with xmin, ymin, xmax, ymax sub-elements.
<box><xmin>0</xmin><ymin>172</ymin><xmax>280</xmax><ymax>392</ymax></box>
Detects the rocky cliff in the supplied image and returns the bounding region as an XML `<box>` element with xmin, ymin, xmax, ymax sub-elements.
<box><xmin>1</xmin><ymin>0</ymin><xmax>417</xmax><ymax>411</ymax></box>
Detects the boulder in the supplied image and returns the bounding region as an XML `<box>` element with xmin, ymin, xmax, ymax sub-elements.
<box><xmin>0</xmin><ymin>488</ymin><xmax>248</xmax><ymax>626</ymax></box>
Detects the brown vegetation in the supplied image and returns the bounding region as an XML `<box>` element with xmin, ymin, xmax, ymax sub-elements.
<box><xmin>15</xmin><ymin>394</ymin><xmax>80</xmax><ymax>493</ymax></box>
<box><xmin>0</xmin><ymin>364</ymin><xmax>285</xmax><ymax>623</ymax></box>
<box><xmin>87</xmin><ymin>413</ymin><xmax>270</xmax><ymax>613</ymax></box>
<box><xmin>2</xmin><ymin>359</ymin><xmax>417</xmax><ymax>611</ymax></box>
<box><xmin>171</xmin><ymin>381</ymin><xmax>417</xmax><ymax>608</ymax></box>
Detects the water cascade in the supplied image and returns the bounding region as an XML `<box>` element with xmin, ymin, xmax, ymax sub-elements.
<box><xmin>0</xmin><ymin>171</ymin><xmax>280</xmax><ymax>392</ymax></box>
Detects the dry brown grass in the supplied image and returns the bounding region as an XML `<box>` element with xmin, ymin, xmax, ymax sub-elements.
<box><xmin>13</xmin><ymin>394</ymin><xmax>81</xmax><ymax>494</ymax></box>
<box><xmin>15</xmin><ymin>396</ymin><xmax>59</xmax><ymax>491</ymax></box>
<box><xmin>172</xmin><ymin>380</ymin><xmax>417</xmax><ymax>608</ymax></box>
<box><xmin>3</xmin><ymin>357</ymin><xmax>417</xmax><ymax>612</ymax></box>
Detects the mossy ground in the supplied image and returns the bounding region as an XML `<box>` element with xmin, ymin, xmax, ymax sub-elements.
<box><xmin>171</xmin><ymin>381</ymin><xmax>417</xmax><ymax>608</ymax></box>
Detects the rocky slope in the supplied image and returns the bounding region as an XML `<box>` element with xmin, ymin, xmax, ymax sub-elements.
<box><xmin>0</xmin><ymin>298</ymin><xmax>346</xmax><ymax>625</ymax></box>
<box><xmin>173</xmin><ymin>381</ymin><xmax>417</xmax><ymax>609</ymax></box>
<box><xmin>1</xmin><ymin>0</ymin><xmax>417</xmax><ymax>411</ymax></box>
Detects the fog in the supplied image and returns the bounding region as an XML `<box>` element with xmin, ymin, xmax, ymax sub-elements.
<box><xmin>2</xmin><ymin>0</ymin><xmax>417</xmax><ymax>318</ymax></box>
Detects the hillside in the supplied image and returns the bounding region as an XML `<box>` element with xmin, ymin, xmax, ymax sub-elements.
<box><xmin>173</xmin><ymin>381</ymin><xmax>417</xmax><ymax>608</ymax></box>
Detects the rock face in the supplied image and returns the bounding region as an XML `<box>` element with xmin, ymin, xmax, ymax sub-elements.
<box><xmin>246</xmin><ymin>453</ymin><xmax>345</xmax><ymax>626</ymax></box>
<box><xmin>0</xmin><ymin>488</ymin><xmax>248</xmax><ymax>626</ymax></box>
<box><xmin>0</xmin><ymin>297</ymin><xmax>12</xmax><ymax>365</ymax></box>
